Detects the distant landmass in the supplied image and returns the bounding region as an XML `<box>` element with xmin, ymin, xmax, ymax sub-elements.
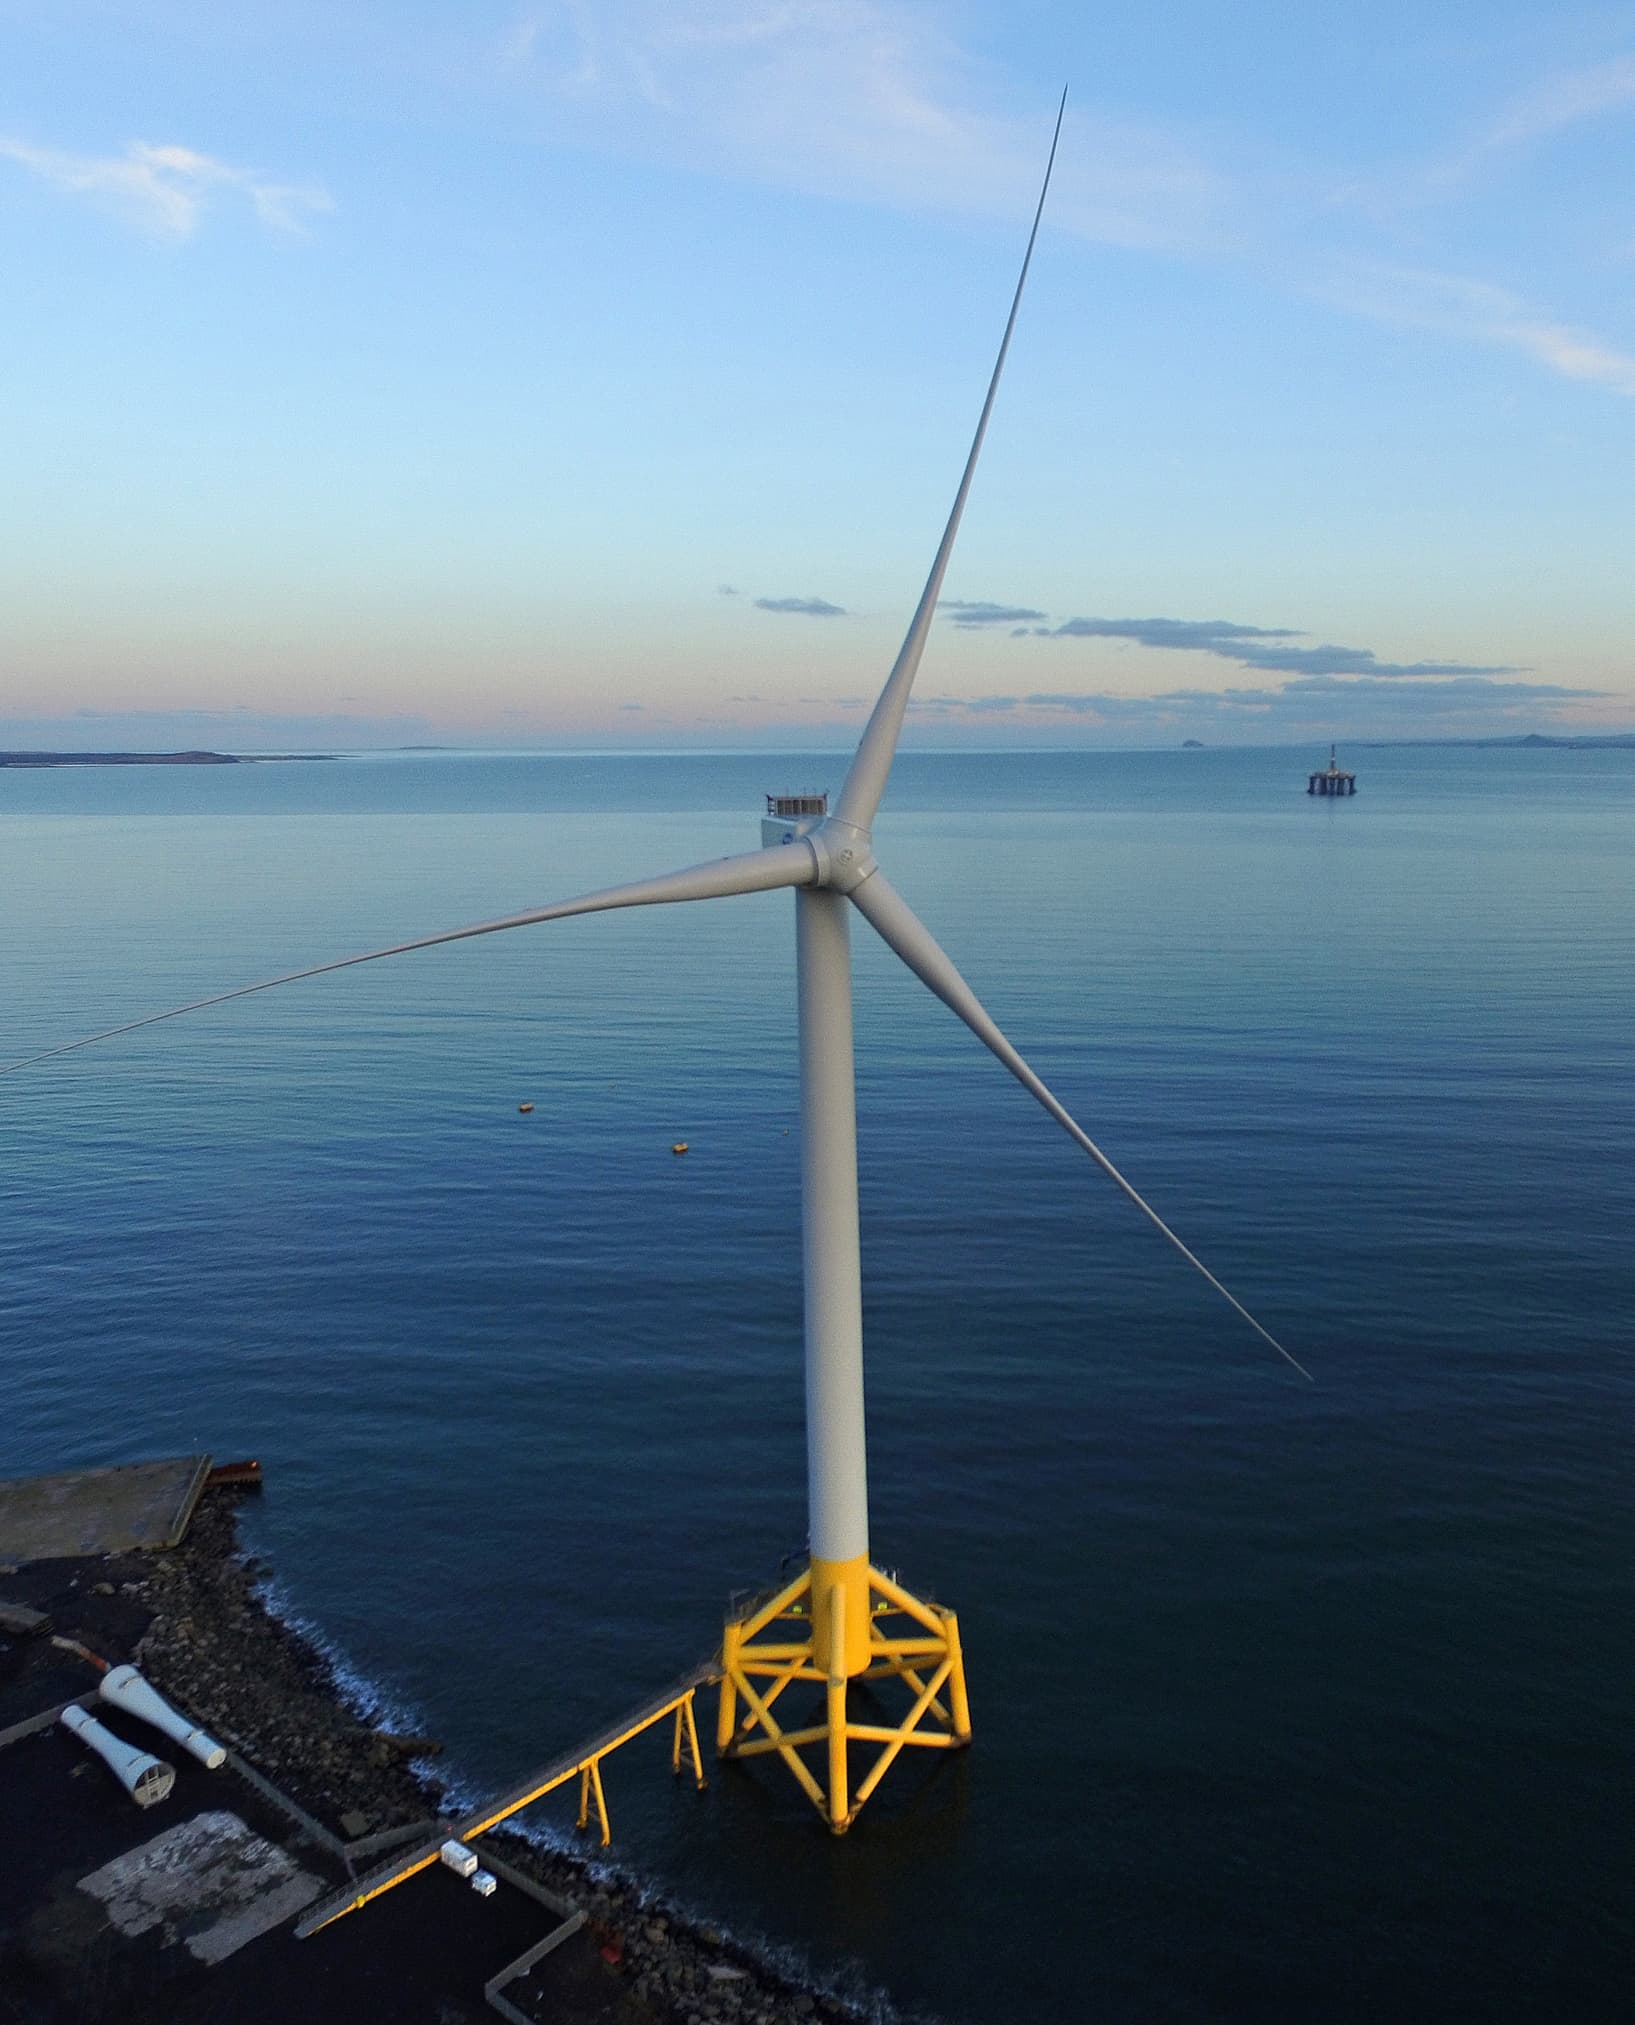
<box><xmin>1181</xmin><ymin>738</ymin><xmax>1205</xmax><ymax>748</ymax></box>
<box><xmin>1355</xmin><ymin>732</ymin><xmax>1635</xmax><ymax>750</ymax></box>
<box><xmin>0</xmin><ymin>750</ymin><xmax>332</xmax><ymax>767</ymax></box>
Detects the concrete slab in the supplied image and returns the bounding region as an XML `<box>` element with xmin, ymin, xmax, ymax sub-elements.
<box><xmin>0</xmin><ymin>1457</ymin><xmax>211</xmax><ymax>1558</ymax></box>
<box><xmin>79</xmin><ymin>1806</ymin><xmax>322</xmax><ymax>1960</ymax></box>
<box><xmin>78</xmin><ymin>1810</ymin><xmax>322</xmax><ymax>1965</ymax></box>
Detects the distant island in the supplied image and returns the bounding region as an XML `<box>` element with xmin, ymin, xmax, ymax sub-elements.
<box><xmin>0</xmin><ymin>750</ymin><xmax>332</xmax><ymax>767</ymax></box>
<box><xmin>1355</xmin><ymin>732</ymin><xmax>1635</xmax><ymax>750</ymax></box>
<box><xmin>1181</xmin><ymin>738</ymin><xmax>1205</xmax><ymax>748</ymax></box>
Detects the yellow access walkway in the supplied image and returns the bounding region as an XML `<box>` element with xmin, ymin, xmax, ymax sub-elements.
<box><xmin>294</xmin><ymin>1661</ymin><xmax>714</xmax><ymax>1938</ymax></box>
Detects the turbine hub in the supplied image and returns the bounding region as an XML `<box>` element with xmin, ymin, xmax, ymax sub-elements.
<box><xmin>809</xmin><ymin>818</ymin><xmax>876</xmax><ymax>893</ymax></box>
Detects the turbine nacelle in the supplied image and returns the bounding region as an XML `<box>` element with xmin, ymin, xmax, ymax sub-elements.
<box><xmin>760</xmin><ymin>800</ymin><xmax>877</xmax><ymax>896</ymax></box>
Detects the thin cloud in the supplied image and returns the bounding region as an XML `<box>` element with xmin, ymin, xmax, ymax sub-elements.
<box><xmin>1481</xmin><ymin>55</ymin><xmax>1635</xmax><ymax>156</ymax></box>
<box><xmin>0</xmin><ymin>136</ymin><xmax>332</xmax><ymax>239</ymax></box>
<box><xmin>1042</xmin><ymin>614</ymin><xmax>1516</xmax><ymax>680</ymax></box>
<box><xmin>1050</xmin><ymin>617</ymin><xmax>1299</xmax><ymax>651</ymax></box>
<box><xmin>1246</xmin><ymin>674</ymin><xmax>1598</xmax><ymax>705</ymax></box>
<box><xmin>949</xmin><ymin>609</ymin><xmax>1588</xmax><ymax>730</ymax></box>
<box><xmin>935</xmin><ymin>671</ymin><xmax>1601</xmax><ymax>729</ymax></box>
<box><xmin>941</xmin><ymin>599</ymin><xmax>1049</xmax><ymax>627</ymax></box>
<box><xmin>1223</xmin><ymin>645</ymin><xmax>1516</xmax><ymax>678</ymax></box>
<box><xmin>754</xmin><ymin>595</ymin><xmax>847</xmax><ymax>617</ymax></box>
<box><xmin>498</xmin><ymin>1</ymin><xmax>1234</xmax><ymax>254</ymax></box>
<box><xmin>1322</xmin><ymin>260</ymin><xmax>1635</xmax><ymax>399</ymax></box>
<box><xmin>1368</xmin><ymin>55</ymin><xmax>1635</xmax><ymax>211</ymax></box>
<box><xmin>489</xmin><ymin>10</ymin><xmax>1635</xmax><ymax>408</ymax></box>
<box><xmin>490</xmin><ymin>11</ymin><xmax>1635</xmax><ymax>411</ymax></box>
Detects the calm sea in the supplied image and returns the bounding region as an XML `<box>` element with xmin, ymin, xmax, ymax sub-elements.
<box><xmin>4</xmin><ymin>746</ymin><xmax>1632</xmax><ymax>2021</ymax></box>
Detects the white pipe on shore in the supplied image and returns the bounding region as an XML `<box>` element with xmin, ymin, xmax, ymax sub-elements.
<box><xmin>99</xmin><ymin>1665</ymin><xmax>226</xmax><ymax>1769</ymax></box>
<box><xmin>60</xmin><ymin>1703</ymin><xmax>175</xmax><ymax>1806</ymax></box>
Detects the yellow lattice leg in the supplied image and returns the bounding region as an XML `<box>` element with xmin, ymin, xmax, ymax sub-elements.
<box><xmin>825</xmin><ymin>1573</ymin><xmax>850</xmax><ymax>1833</ymax></box>
<box><xmin>718</xmin><ymin>1559</ymin><xmax>971</xmax><ymax>1832</ymax></box>
<box><xmin>716</xmin><ymin>1620</ymin><xmax>741</xmax><ymax>1754</ymax></box>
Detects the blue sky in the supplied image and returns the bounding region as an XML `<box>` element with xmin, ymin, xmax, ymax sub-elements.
<box><xmin>2</xmin><ymin>0</ymin><xmax>1632</xmax><ymax>749</ymax></box>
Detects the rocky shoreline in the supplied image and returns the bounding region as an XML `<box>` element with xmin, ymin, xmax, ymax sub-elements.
<box><xmin>116</xmin><ymin>1492</ymin><xmax>894</xmax><ymax>2024</ymax></box>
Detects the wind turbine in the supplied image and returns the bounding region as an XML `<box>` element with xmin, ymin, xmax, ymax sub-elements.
<box><xmin>5</xmin><ymin>97</ymin><xmax>1307</xmax><ymax>1835</ymax></box>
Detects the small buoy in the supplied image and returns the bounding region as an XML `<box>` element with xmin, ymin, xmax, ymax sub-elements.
<box><xmin>672</xmin><ymin>1141</ymin><xmax>689</xmax><ymax>1155</ymax></box>
<box><xmin>518</xmin><ymin>1103</ymin><xmax>534</xmax><ymax>1114</ymax></box>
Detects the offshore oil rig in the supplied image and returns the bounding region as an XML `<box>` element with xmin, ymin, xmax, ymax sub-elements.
<box><xmin>1308</xmin><ymin>744</ymin><xmax>1357</xmax><ymax>796</ymax></box>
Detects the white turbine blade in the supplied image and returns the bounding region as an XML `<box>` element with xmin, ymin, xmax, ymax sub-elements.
<box><xmin>3</xmin><ymin>840</ymin><xmax>816</xmax><ymax>1078</ymax></box>
<box><xmin>833</xmin><ymin>89</ymin><xmax>1066</xmax><ymax>835</ymax></box>
<box><xmin>850</xmin><ymin>870</ymin><xmax>1311</xmax><ymax>1381</ymax></box>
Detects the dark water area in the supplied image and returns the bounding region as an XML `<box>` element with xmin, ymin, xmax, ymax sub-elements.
<box><xmin>4</xmin><ymin>745</ymin><xmax>1633</xmax><ymax>2021</ymax></box>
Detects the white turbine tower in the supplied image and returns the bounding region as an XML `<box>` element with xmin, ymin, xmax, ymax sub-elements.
<box><xmin>5</xmin><ymin>98</ymin><xmax>1307</xmax><ymax>1833</ymax></box>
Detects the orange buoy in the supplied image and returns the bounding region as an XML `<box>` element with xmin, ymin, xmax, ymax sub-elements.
<box><xmin>672</xmin><ymin>1141</ymin><xmax>689</xmax><ymax>1155</ymax></box>
<box><xmin>518</xmin><ymin>1103</ymin><xmax>534</xmax><ymax>1114</ymax></box>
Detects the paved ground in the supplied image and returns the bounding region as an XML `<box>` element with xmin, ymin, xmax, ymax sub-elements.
<box><xmin>0</xmin><ymin>1460</ymin><xmax>210</xmax><ymax>1561</ymax></box>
